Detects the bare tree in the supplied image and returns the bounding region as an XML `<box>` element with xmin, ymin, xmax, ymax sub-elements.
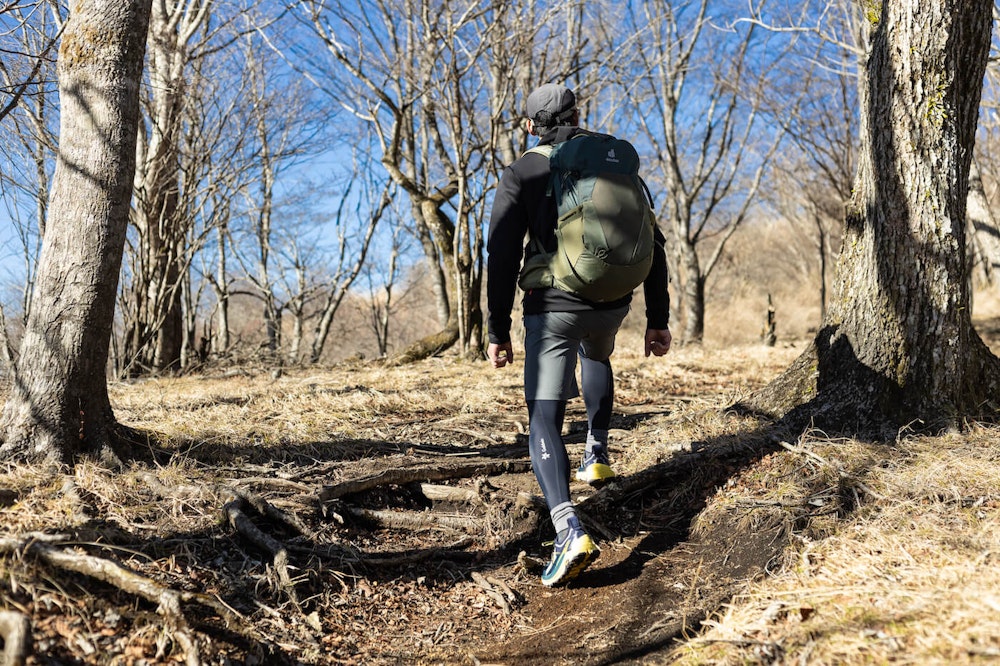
<box><xmin>748</xmin><ymin>0</ymin><xmax>1000</xmax><ymax>434</ymax></box>
<box><xmin>615</xmin><ymin>0</ymin><xmax>801</xmax><ymax>344</ymax></box>
<box><xmin>287</xmin><ymin>0</ymin><xmax>591</xmax><ymax>361</ymax></box>
<box><xmin>967</xmin><ymin>157</ymin><xmax>1000</xmax><ymax>286</ymax></box>
<box><xmin>0</xmin><ymin>0</ymin><xmax>64</xmax><ymax>363</ymax></box>
<box><xmin>0</xmin><ymin>0</ymin><xmax>63</xmax><ymax>123</ymax></box>
<box><xmin>968</xmin><ymin>14</ymin><xmax>1000</xmax><ymax>288</ymax></box>
<box><xmin>124</xmin><ymin>0</ymin><xmax>213</xmax><ymax>375</ymax></box>
<box><xmin>306</xmin><ymin>165</ymin><xmax>390</xmax><ymax>364</ymax></box>
<box><xmin>363</xmin><ymin>203</ymin><xmax>411</xmax><ymax>358</ymax></box>
<box><xmin>0</xmin><ymin>0</ymin><xmax>152</xmax><ymax>463</ymax></box>
<box><xmin>769</xmin><ymin>49</ymin><xmax>858</xmax><ymax>320</ymax></box>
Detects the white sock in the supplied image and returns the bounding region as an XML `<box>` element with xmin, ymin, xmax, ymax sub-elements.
<box><xmin>550</xmin><ymin>501</ymin><xmax>577</xmax><ymax>535</ymax></box>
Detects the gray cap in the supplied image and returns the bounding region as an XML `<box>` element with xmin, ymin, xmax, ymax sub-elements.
<box><xmin>526</xmin><ymin>83</ymin><xmax>576</xmax><ymax>127</ymax></box>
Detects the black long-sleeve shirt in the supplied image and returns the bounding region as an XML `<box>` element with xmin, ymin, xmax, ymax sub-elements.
<box><xmin>486</xmin><ymin>125</ymin><xmax>670</xmax><ymax>345</ymax></box>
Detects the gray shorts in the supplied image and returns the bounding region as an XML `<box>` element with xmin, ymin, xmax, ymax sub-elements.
<box><xmin>522</xmin><ymin>306</ymin><xmax>630</xmax><ymax>401</ymax></box>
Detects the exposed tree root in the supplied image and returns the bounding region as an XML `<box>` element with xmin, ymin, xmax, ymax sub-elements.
<box><xmin>222</xmin><ymin>496</ymin><xmax>304</xmax><ymax>616</ymax></box>
<box><xmin>0</xmin><ymin>533</ymin><xmax>258</xmax><ymax>666</ymax></box>
<box><xmin>580</xmin><ymin>437</ymin><xmax>779</xmax><ymax>513</ymax></box>
<box><xmin>360</xmin><ymin>536</ymin><xmax>477</xmax><ymax>567</ymax></box>
<box><xmin>738</xmin><ymin>326</ymin><xmax>1000</xmax><ymax>438</ymax></box>
<box><xmin>347</xmin><ymin>506</ymin><xmax>480</xmax><ymax>533</ymax></box>
<box><xmin>419</xmin><ymin>483</ymin><xmax>485</xmax><ymax>504</ymax></box>
<box><xmin>318</xmin><ymin>459</ymin><xmax>532</xmax><ymax>504</ymax></box>
<box><xmin>229</xmin><ymin>487</ymin><xmax>315</xmax><ymax>539</ymax></box>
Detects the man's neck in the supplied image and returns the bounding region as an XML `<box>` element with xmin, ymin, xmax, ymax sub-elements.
<box><xmin>539</xmin><ymin>125</ymin><xmax>582</xmax><ymax>144</ymax></box>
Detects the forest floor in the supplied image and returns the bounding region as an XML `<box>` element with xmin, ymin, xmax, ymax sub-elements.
<box><xmin>1</xmin><ymin>325</ymin><xmax>1000</xmax><ymax>665</ymax></box>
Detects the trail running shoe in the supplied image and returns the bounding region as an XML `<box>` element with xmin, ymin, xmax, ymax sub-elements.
<box><xmin>575</xmin><ymin>446</ymin><xmax>616</xmax><ymax>485</ymax></box>
<box><xmin>541</xmin><ymin>517</ymin><xmax>599</xmax><ymax>587</ymax></box>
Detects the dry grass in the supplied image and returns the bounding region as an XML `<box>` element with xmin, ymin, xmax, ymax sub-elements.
<box><xmin>673</xmin><ymin>428</ymin><xmax>1000</xmax><ymax>665</ymax></box>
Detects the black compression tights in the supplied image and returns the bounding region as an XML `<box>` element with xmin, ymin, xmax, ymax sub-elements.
<box><xmin>580</xmin><ymin>355</ymin><xmax>613</xmax><ymax>433</ymax></box>
<box><xmin>528</xmin><ymin>357</ymin><xmax>615</xmax><ymax>511</ymax></box>
<box><xmin>527</xmin><ymin>399</ymin><xmax>570</xmax><ymax>511</ymax></box>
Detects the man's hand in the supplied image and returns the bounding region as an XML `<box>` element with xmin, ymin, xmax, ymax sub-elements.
<box><xmin>645</xmin><ymin>328</ymin><xmax>672</xmax><ymax>357</ymax></box>
<box><xmin>488</xmin><ymin>342</ymin><xmax>514</xmax><ymax>368</ymax></box>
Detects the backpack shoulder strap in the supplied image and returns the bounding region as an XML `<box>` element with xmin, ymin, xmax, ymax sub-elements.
<box><xmin>523</xmin><ymin>143</ymin><xmax>554</xmax><ymax>159</ymax></box>
<box><xmin>519</xmin><ymin>143</ymin><xmax>558</xmax><ymax>255</ymax></box>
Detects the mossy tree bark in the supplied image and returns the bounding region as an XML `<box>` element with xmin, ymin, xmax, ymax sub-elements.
<box><xmin>746</xmin><ymin>0</ymin><xmax>1000</xmax><ymax>436</ymax></box>
<box><xmin>0</xmin><ymin>0</ymin><xmax>153</xmax><ymax>464</ymax></box>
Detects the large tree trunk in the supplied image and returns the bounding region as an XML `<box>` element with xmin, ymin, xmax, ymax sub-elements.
<box><xmin>0</xmin><ymin>0</ymin><xmax>153</xmax><ymax>464</ymax></box>
<box><xmin>746</xmin><ymin>0</ymin><xmax>1000</xmax><ymax>435</ymax></box>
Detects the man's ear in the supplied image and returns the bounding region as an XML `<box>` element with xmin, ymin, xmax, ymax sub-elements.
<box><xmin>526</xmin><ymin>118</ymin><xmax>539</xmax><ymax>136</ymax></box>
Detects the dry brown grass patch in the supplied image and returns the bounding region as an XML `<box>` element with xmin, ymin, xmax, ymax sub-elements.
<box><xmin>673</xmin><ymin>426</ymin><xmax>1000</xmax><ymax>665</ymax></box>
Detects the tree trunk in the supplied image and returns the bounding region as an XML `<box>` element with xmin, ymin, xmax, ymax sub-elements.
<box><xmin>0</xmin><ymin>0</ymin><xmax>153</xmax><ymax>463</ymax></box>
<box><xmin>679</xmin><ymin>244</ymin><xmax>705</xmax><ymax>344</ymax></box>
<box><xmin>124</xmin><ymin>0</ymin><xmax>209</xmax><ymax>376</ymax></box>
<box><xmin>214</xmin><ymin>224</ymin><xmax>230</xmax><ymax>353</ymax></box>
<box><xmin>388</xmin><ymin>200</ymin><xmax>461</xmax><ymax>364</ymax></box>
<box><xmin>745</xmin><ymin>0</ymin><xmax>1000</xmax><ymax>435</ymax></box>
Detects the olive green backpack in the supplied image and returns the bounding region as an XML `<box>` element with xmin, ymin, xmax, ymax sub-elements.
<box><xmin>517</xmin><ymin>132</ymin><xmax>656</xmax><ymax>302</ymax></box>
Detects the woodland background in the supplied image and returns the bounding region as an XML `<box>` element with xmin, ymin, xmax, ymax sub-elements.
<box><xmin>5</xmin><ymin>0</ymin><xmax>999</xmax><ymax>373</ymax></box>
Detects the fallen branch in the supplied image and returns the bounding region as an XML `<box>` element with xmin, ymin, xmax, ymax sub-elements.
<box><xmin>485</xmin><ymin>575</ymin><xmax>517</xmax><ymax>604</ymax></box>
<box><xmin>347</xmin><ymin>507</ymin><xmax>480</xmax><ymax>533</ymax></box>
<box><xmin>516</xmin><ymin>550</ymin><xmax>546</xmax><ymax>574</ymax></box>
<box><xmin>318</xmin><ymin>459</ymin><xmax>532</xmax><ymax>504</ymax></box>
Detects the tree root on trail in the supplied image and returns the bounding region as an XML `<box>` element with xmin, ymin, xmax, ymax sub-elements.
<box><xmin>318</xmin><ymin>459</ymin><xmax>532</xmax><ymax>504</ymax></box>
<box><xmin>419</xmin><ymin>483</ymin><xmax>485</xmax><ymax>504</ymax></box>
<box><xmin>360</xmin><ymin>536</ymin><xmax>477</xmax><ymax>567</ymax></box>
<box><xmin>0</xmin><ymin>532</ymin><xmax>254</xmax><ymax>666</ymax></box>
<box><xmin>346</xmin><ymin>506</ymin><xmax>480</xmax><ymax>533</ymax></box>
<box><xmin>580</xmin><ymin>437</ymin><xmax>780</xmax><ymax>514</ymax></box>
<box><xmin>229</xmin><ymin>487</ymin><xmax>315</xmax><ymax>539</ymax></box>
<box><xmin>222</xmin><ymin>495</ymin><xmax>313</xmax><ymax>629</ymax></box>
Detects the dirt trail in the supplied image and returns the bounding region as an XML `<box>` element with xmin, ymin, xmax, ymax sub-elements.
<box><xmin>469</xmin><ymin>505</ymin><xmax>783</xmax><ymax>664</ymax></box>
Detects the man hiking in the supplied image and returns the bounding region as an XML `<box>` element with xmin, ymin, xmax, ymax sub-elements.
<box><xmin>486</xmin><ymin>83</ymin><xmax>672</xmax><ymax>587</ymax></box>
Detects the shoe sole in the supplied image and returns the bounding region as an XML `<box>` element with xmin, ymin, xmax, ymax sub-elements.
<box><xmin>541</xmin><ymin>536</ymin><xmax>600</xmax><ymax>587</ymax></box>
<box><xmin>575</xmin><ymin>463</ymin><xmax>616</xmax><ymax>486</ymax></box>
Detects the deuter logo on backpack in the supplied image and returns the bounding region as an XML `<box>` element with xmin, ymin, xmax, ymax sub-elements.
<box><xmin>519</xmin><ymin>132</ymin><xmax>656</xmax><ymax>302</ymax></box>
